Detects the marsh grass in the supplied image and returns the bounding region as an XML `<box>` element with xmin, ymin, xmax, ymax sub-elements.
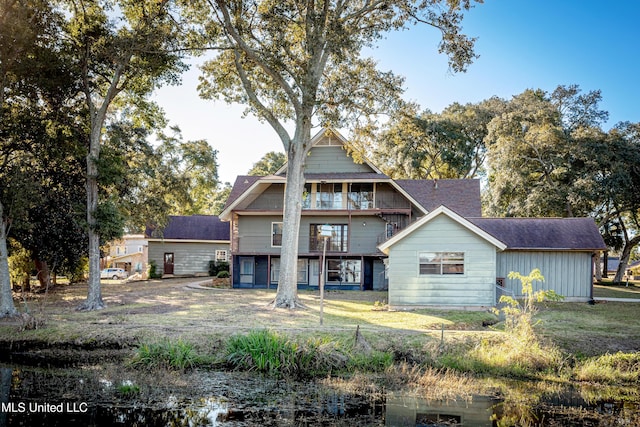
<box><xmin>130</xmin><ymin>339</ymin><xmax>198</xmax><ymax>371</ymax></box>
<box><xmin>575</xmin><ymin>352</ymin><xmax>640</xmax><ymax>384</ymax></box>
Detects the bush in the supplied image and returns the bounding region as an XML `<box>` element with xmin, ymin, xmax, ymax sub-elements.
<box><xmin>209</xmin><ymin>260</ymin><xmax>230</xmax><ymax>277</ymax></box>
<box><xmin>216</xmin><ymin>270</ymin><xmax>230</xmax><ymax>278</ymax></box>
<box><xmin>148</xmin><ymin>260</ymin><xmax>162</xmax><ymax>279</ymax></box>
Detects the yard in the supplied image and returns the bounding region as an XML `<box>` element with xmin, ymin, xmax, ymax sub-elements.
<box><xmin>1</xmin><ymin>277</ymin><xmax>639</xmax><ymax>362</ymax></box>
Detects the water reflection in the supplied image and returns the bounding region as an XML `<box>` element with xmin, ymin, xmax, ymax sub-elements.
<box><xmin>0</xmin><ymin>364</ymin><xmax>638</xmax><ymax>426</ymax></box>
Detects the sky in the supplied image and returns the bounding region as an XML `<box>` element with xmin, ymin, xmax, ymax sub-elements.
<box><xmin>151</xmin><ymin>1</ymin><xmax>640</xmax><ymax>184</ymax></box>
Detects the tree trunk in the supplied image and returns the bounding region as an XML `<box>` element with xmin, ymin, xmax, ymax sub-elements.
<box><xmin>273</xmin><ymin>128</ymin><xmax>312</xmax><ymax>309</ymax></box>
<box><xmin>35</xmin><ymin>259</ymin><xmax>50</xmax><ymax>288</ymax></box>
<box><xmin>613</xmin><ymin>235</ymin><xmax>640</xmax><ymax>283</ymax></box>
<box><xmin>77</xmin><ymin>126</ymin><xmax>105</xmax><ymax>311</ymax></box>
<box><xmin>0</xmin><ymin>202</ymin><xmax>17</xmax><ymax>317</ymax></box>
<box><xmin>593</xmin><ymin>253</ymin><xmax>602</xmax><ymax>281</ymax></box>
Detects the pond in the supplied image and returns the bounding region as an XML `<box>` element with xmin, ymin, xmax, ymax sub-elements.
<box><xmin>1</xmin><ymin>364</ymin><xmax>639</xmax><ymax>426</ymax></box>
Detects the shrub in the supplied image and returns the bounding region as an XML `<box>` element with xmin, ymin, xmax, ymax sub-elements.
<box><xmin>148</xmin><ymin>261</ymin><xmax>162</xmax><ymax>279</ymax></box>
<box><xmin>216</xmin><ymin>270</ymin><xmax>230</xmax><ymax>278</ymax></box>
<box><xmin>209</xmin><ymin>261</ymin><xmax>230</xmax><ymax>277</ymax></box>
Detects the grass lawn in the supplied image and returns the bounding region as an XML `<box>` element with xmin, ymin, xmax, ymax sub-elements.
<box><xmin>1</xmin><ymin>277</ymin><xmax>639</xmax><ymax>359</ymax></box>
<box><xmin>593</xmin><ymin>281</ymin><xmax>640</xmax><ymax>299</ymax></box>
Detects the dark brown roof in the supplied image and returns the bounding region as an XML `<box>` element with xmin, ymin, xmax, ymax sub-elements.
<box><xmin>222</xmin><ymin>175</ymin><xmax>263</xmax><ymax>212</ymax></box>
<box><xmin>468</xmin><ymin>217</ymin><xmax>606</xmax><ymax>251</ymax></box>
<box><xmin>395</xmin><ymin>179</ymin><xmax>482</xmax><ymax>217</ymax></box>
<box><xmin>147</xmin><ymin>215</ymin><xmax>230</xmax><ymax>241</ymax></box>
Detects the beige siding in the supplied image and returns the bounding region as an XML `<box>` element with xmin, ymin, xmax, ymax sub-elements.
<box><xmin>148</xmin><ymin>241</ymin><xmax>229</xmax><ymax>275</ymax></box>
<box><xmin>496</xmin><ymin>251</ymin><xmax>593</xmax><ymax>301</ymax></box>
<box><xmin>388</xmin><ymin>215</ymin><xmax>496</xmax><ymax>307</ymax></box>
<box><xmin>305</xmin><ymin>146</ymin><xmax>373</xmax><ymax>173</ymax></box>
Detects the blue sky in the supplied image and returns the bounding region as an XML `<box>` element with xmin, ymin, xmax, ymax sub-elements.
<box><xmin>152</xmin><ymin>1</ymin><xmax>640</xmax><ymax>183</ymax></box>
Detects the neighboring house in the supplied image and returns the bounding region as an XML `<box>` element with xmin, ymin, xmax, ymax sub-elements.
<box><xmin>378</xmin><ymin>206</ymin><xmax>606</xmax><ymax>309</ymax></box>
<box><xmin>103</xmin><ymin>234</ymin><xmax>148</xmax><ymax>277</ymax></box>
<box><xmin>146</xmin><ymin>215</ymin><xmax>231</xmax><ymax>277</ymax></box>
<box><xmin>219</xmin><ymin>128</ymin><xmax>481</xmax><ymax>291</ymax></box>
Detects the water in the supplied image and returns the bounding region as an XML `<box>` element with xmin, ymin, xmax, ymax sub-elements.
<box><xmin>1</xmin><ymin>364</ymin><xmax>638</xmax><ymax>426</ymax></box>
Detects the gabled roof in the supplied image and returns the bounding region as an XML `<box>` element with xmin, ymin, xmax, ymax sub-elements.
<box><xmin>468</xmin><ymin>217</ymin><xmax>606</xmax><ymax>251</ymax></box>
<box><xmin>395</xmin><ymin>179</ymin><xmax>482</xmax><ymax>217</ymax></box>
<box><xmin>146</xmin><ymin>215</ymin><xmax>230</xmax><ymax>241</ymax></box>
<box><xmin>378</xmin><ymin>206</ymin><xmax>507</xmax><ymax>254</ymax></box>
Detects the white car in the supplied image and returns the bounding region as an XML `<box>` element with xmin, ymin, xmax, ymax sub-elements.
<box><xmin>100</xmin><ymin>268</ymin><xmax>128</xmax><ymax>280</ymax></box>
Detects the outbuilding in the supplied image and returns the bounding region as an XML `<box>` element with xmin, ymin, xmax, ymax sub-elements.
<box><xmin>378</xmin><ymin>206</ymin><xmax>606</xmax><ymax>309</ymax></box>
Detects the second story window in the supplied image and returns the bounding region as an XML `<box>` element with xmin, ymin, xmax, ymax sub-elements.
<box><xmin>348</xmin><ymin>183</ymin><xmax>374</xmax><ymax>209</ymax></box>
<box><xmin>309</xmin><ymin>224</ymin><xmax>348</xmax><ymax>252</ymax></box>
<box><xmin>272</xmin><ymin>222</ymin><xmax>283</xmax><ymax>247</ymax></box>
<box><xmin>316</xmin><ymin>183</ymin><xmax>342</xmax><ymax>209</ymax></box>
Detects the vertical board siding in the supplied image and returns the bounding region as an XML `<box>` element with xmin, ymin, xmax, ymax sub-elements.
<box><xmin>148</xmin><ymin>241</ymin><xmax>229</xmax><ymax>275</ymax></box>
<box><xmin>387</xmin><ymin>215</ymin><xmax>497</xmax><ymax>307</ymax></box>
<box><xmin>305</xmin><ymin>146</ymin><xmax>373</xmax><ymax>173</ymax></box>
<box><xmin>496</xmin><ymin>251</ymin><xmax>592</xmax><ymax>300</ymax></box>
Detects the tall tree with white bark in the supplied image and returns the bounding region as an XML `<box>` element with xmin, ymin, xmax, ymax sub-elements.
<box><xmin>187</xmin><ymin>0</ymin><xmax>481</xmax><ymax>308</ymax></box>
<box><xmin>62</xmin><ymin>0</ymin><xmax>186</xmax><ymax>310</ymax></box>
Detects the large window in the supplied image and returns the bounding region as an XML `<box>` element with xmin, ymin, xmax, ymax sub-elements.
<box><xmin>326</xmin><ymin>259</ymin><xmax>361</xmax><ymax>284</ymax></box>
<box><xmin>309</xmin><ymin>224</ymin><xmax>348</xmax><ymax>252</ymax></box>
<box><xmin>419</xmin><ymin>252</ymin><xmax>464</xmax><ymax>275</ymax></box>
<box><xmin>348</xmin><ymin>183</ymin><xmax>374</xmax><ymax>209</ymax></box>
<box><xmin>270</xmin><ymin>258</ymin><xmax>308</xmax><ymax>284</ymax></box>
<box><xmin>316</xmin><ymin>183</ymin><xmax>342</xmax><ymax>209</ymax></box>
<box><xmin>271</xmin><ymin>222</ymin><xmax>283</xmax><ymax>247</ymax></box>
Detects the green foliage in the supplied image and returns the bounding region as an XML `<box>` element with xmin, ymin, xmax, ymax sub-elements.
<box><xmin>7</xmin><ymin>239</ymin><xmax>32</xmax><ymax>289</ymax></box>
<box><xmin>225</xmin><ymin>330</ymin><xmax>301</xmax><ymax>376</ymax></box>
<box><xmin>208</xmin><ymin>260</ymin><xmax>229</xmax><ymax>277</ymax></box>
<box><xmin>116</xmin><ymin>381</ymin><xmax>140</xmax><ymax>398</ymax></box>
<box><xmin>216</xmin><ymin>270</ymin><xmax>230</xmax><ymax>279</ymax></box>
<box><xmin>575</xmin><ymin>352</ymin><xmax>640</xmax><ymax>384</ymax></box>
<box><xmin>248</xmin><ymin>151</ymin><xmax>286</xmax><ymax>176</ymax></box>
<box><xmin>130</xmin><ymin>339</ymin><xmax>197</xmax><ymax>371</ymax></box>
<box><xmin>148</xmin><ymin>261</ymin><xmax>161</xmax><ymax>279</ymax></box>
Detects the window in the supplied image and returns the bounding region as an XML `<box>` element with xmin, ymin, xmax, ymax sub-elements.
<box><xmin>326</xmin><ymin>259</ymin><xmax>361</xmax><ymax>284</ymax></box>
<box><xmin>309</xmin><ymin>224</ymin><xmax>348</xmax><ymax>252</ymax></box>
<box><xmin>215</xmin><ymin>250</ymin><xmax>228</xmax><ymax>261</ymax></box>
<box><xmin>271</xmin><ymin>222</ymin><xmax>283</xmax><ymax>247</ymax></box>
<box><xmin>302</xmin><ymin>184</ymin><xmax>312</xmax><ymax>209</ymax></box>
<box><xmin>270</xmin><ymin>258</ymin><xmax>308</xmax><ymax>284</ymax></box>
<box><xmin>348</xmin><ymin>183</ymin><xmax>374</xmax><ymax>209</ymax></box>
<box><xmin>316</xmin><ymin>183</ymin><xmax>342</xmax><ymax>209</ymax></box>
<box><xmin>419</xmin><ymin>252</ymin><xmax>464</xmax><ymax>275</ymax></box>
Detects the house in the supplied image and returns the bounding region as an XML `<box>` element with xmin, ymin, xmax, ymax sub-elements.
<box><xmin>146</xmin><ymin>215</ymin><xmax>231</xmax><ymax>277</ymax></box>
<box><xmin>378</xmin><ymin>206</ymin><xmax>606</xmax><ymax>309</ymax></box>
<box><xmin>102</xmin><ymin>234</ymin><xmax>148</xmax><ymax>278</ymax></box>
<box><xmin>219</xmin><ymin>128</ymin><xmax>481</xmax><ymax>290</ymax></box>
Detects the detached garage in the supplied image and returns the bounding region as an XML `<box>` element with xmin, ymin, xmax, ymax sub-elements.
<box><xmin>378</xmin><ymin>206</ymin><xmax>606</xmax><ymax>309</ymax></box>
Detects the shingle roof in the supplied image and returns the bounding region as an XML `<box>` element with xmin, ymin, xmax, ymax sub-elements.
<box><xmin>147</xmin><ymin>215</ymin><xmax>230</xmax><ymax>241</ymax></box>
<box><xmin>395</xmin><ymin>179</ymin><xmax>482</xmax><ymax>217</ymax></box>
<box><xmin>468</xmin><ymin>217</ymin><xmax>606</xmax><ymax>251</ymax></box>
<box><xmin>222</xmin><ymin>175</ymin><xmax>264</xmax><ymax>212</ymax></box>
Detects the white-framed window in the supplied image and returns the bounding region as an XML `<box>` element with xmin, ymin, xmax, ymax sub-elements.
<box><xmin>215</xmin><ymin>250</ymin><xmax>228</xmax><ymax>261</ymax></box>
<box><xmin>419</xmin><ymin>252</ymin><xmax>464</xmax><ymax>275</ymax></box>
<box><xmin>271</xmin><ymin>222</ymin><xmax>283</xmax><ymax>247</ymax></box>
<box><xmin>270</xmin><ymin>258</ymin><xmax>308</xmax><ymax>284</ymax></box>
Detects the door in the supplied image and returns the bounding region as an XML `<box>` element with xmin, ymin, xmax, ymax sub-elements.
<box><xmin>239</xmin><ymin>257</ymin><xmax>255</xmax><ymax>285</ymax></box>
<box><xmin>163</xmin><ymin>253</ymin><xmax>174</xmax><ymax>275</ymax></box>
<box><xmin>309</xmin><ymin>259</ymin><xmax>320</xmax><ymax>287</ymax></box>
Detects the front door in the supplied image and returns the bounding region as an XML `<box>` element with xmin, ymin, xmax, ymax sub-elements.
<box><xmin>239</xmin><ymin>257</ymin><xmax>255</xmax><ymax>285</ymax></box>
<box><xmin>309</xmin><ymin>259</ymin><xmax>320</xmax><ymax>287</ymax></box>
<box><xmin>163</xmin><ymin>253</ymin><xmax>174</xmax><ymax>275</ymax></box>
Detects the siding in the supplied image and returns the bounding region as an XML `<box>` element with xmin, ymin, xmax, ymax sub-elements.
<box><xmin>305</xmin><ymin>146</ymin><xmax>373</xmax><ymax>173</ymax></box>
<box><xmin>237</xmin><ymin>215</ymin><xmax>386</xmax><ymax>255</ymax></box>
<box><xmin>388</xmin><ymin>215</ymin><xmax>496</xmax><ymax>307</ymax></box>
<box><xmin>148</xmin><ymin>241</ymin><xmax>229</xmax><ymax>275</ymax></box>
<box><xmin>496</xmin><ymin>251</ymin><xmax>593</xmax><ymax>300</ymax></box>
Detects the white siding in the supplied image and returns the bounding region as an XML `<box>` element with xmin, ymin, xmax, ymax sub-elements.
<box><xmin>496</xmin><ymin>251</ymin><xmax>593</xmax><ymax>301</ymax></box>
<box><xmin>387</xmin><ymin>215</ymin><xmax>497</xmax><ymax>307</ymax></box>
